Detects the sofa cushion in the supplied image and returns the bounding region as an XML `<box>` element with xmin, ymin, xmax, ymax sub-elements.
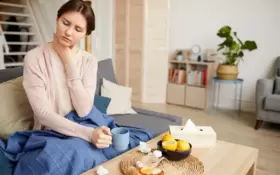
<box><xmin>96</xmin><ymin>59</ymin><xmax>117</xmax><ymax>95</ymax></box>
<box><xmin>94</xmin><ymin>95</ymin><xmax>111</xmax><ymax>114</ymax></box>
<box><xmin>101</xmin><ymin>78</ymin><xmax>137</xmax><ymax>115</ymax></box>
<box><xmin>113</xmin><ymin>113</ymin><xmax>177</xmax><ymax>136</ymax></box>
<box><xmin>274</xmin><ymin>76</ymin><xmax>280</xmax><ymax>94</ymax></box>
<box><xmin>0</xmin><ymin>76</ymin><xmax>34</xmax><ymax>139</ymax></box>
<box><xmin>0</xmin><ymin>67</ymin><xmax>23</xmax><ymax>83</ymax></box>
<box><xmin>264</xmin><ymin>94</ymin><xmax>280</xmax><ymax>112</ymax></box>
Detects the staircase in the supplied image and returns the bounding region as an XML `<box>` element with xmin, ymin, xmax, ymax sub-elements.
<box><xmin>0</xmin><ymin>0</ymin><xmax>42</xmax><ymax>69</ymax></box>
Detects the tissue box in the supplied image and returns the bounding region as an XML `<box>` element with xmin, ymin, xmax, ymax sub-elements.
<box><xmin>169</xmin><ymin>125</ymin><xmax>216</xmax><ymax>148</ymax></box>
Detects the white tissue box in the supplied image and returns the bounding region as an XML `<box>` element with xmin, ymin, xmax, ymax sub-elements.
<box><xmin>169</xmin><ymin>125</ymin><xmax>217</xmax><ymax>148</ymax></box>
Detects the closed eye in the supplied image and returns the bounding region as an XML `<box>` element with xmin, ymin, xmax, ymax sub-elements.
<box><xmin>63</xmin><ymin>20</ymin><xmax>70</xmax><ymax>26</ymax></box>
<box><xmin>75</xmin><ymin>27</ymin><xmax>83</xmax><ymax>32</ymax></box>
<box><xmin>62</xmin><ymin>18</ymin><xmax>70</xmax><ymax>26</ymax></box>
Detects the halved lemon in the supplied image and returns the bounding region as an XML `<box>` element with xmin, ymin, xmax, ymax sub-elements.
<box><xmin>162</xmin><ymin>140</ymin><xmax>177</xmax><ymax>151</ymax></box>
<box><xmin>140</xmin><ymin>167</ymin><xmax>154</xmax><ymax>174</ymax></box>
<box><xmin>140</xmin><ymin>167</ymin><xmax>162</xmax><ymax>175</ymax></box>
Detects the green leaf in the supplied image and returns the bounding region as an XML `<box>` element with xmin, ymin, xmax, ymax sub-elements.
<box><xmin>218</xmin><ymin>42</ymin><xmax>225</xmax><ymax>47</ymax></box>
<box><xmin>232</xmin><ymin>31</ymin><xmax>244</xmax><ymax>46</ymax></box>
<box><xmin>231</xmin><ymin>43</ymin><xmax>240</xmax><ymax>52</ymax></box>
<box><xmin>217</xmin><ymin>26</ymin><xmax>231</xmax><ymax>38</ymax></box>
<box><xmin>236</xmin><ymin>38</ymin><xmax>244</xmax><ymax>46</ymax></box>
<box><xmin>238</xmin><ymin>51</ymin><xmax>244</xmax><ymax>57</ymax></box>
<box><xmin>217</xmin><ymin>46</ymin><xmax>224</xmax><ymax>51</ymax></box>
<box><xmin>222</xmin><ymin>35</ymin><xmax>234</xmax><ymax>47</ymax></box>
<box><xmin>241</xmin><ymin>41</ymin><xmax>258</xmax><ymax>51</ymax></box>
<box><xmin>232</xmin><ymin>53</ymin><xmax>238</xmax><ymax>58</ymax></box>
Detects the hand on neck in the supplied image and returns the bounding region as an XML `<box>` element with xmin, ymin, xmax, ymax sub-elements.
<box><xmin>51</xmin><ymin>37</ymin><xmax>79</xmax><ymax>56</ymax></box>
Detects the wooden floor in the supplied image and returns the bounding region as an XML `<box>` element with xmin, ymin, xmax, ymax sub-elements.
<box><xmin>133</xmin><ymin>102</ymin><xmax>280</xmax><ymax>175</ymax></box>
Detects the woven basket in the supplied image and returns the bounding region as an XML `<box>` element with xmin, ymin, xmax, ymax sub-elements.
<box><xmin>120</xmin><ymin>150</ymin><xmax>204</xmax><ymax>175</ymax></box>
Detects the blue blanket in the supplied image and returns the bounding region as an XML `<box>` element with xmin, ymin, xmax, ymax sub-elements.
<box><xmin>0</xmin><ymin>106</ymin><xmax>154</xmax><ymax>175</ymax></box>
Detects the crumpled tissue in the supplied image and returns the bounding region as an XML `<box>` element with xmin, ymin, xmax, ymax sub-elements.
<box><xmin>138</xmin><ymin>141</ymin><xmax>151</xmax><ymax>153</ymax></box>
<box><xmin>96</xmin><ymin>166</ymin><xmax>109</xmax><ymax>175</ymax></box>
<box><xmin>152</xmin><ymin>150</ymin><xmax>162</xmax><ymax>158</ymax></box>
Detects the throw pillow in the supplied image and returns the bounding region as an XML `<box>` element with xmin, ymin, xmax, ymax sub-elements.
<box><xmin>101</xmin><ymin>78</ymin><xmax>137</xmax><ymax>115</ymax></box>
<box><xmin>94</xmin><ymin>95</ymin><xmax>111</xmax><ymax>114</ymax></box>
<box><xmin>0</xmin><ymin>77</ymin><xmax>34</xmax><ymax>139</ymax></box>
<box><xmin>274</xmin><ymin>76</ymin><xmax>280</xmax><ymax>94</ymax></box>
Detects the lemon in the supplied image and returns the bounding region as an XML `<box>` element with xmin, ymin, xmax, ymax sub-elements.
<box><xmin>176</xmin><ymin>140</ymin><xmax>190</xmax><ymax>152</ymax></box>
<box><xmin>162</xmin><ymin>140</ymin><xmax>177</xmax><ymax>151</ymax></box>
<box><xmin>140</xmin><ymin>167</ymin><xmax>162</xmax><ymax>175</ymax></box>
<box><xmin>140</xmin><ymin>167</ymin><xmax>163</xmax><ymax>175</ymax></box>
<box><xmin>161</xmin><ymin>132</ymin><xmax>175</xmax><ymax>142</ymax></box>
<box><xmin>140</xmin><ymin>167</ymin><xmax>154</xmax><ymax>174</ymax></box>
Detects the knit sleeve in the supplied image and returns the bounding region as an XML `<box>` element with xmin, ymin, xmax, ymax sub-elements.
<box><xmin>64</xmin><ymin>55</ymin><xmax>97</xmax><ymax>117</ymax></box>
<box><xmin>23</xmin><ymin>51</ymin><xmax>94</xmax><ymax>142</ymax></box>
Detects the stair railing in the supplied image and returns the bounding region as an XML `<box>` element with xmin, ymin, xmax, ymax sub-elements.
<box><xmin>0</xmin><ymin>25</ymin><xmax>9</xmax><ymax>69</ymax></box>
<box><xmin>26</xmin><ymin>0</ymin><xmax>44</xmax><ymax>44</ymax></box>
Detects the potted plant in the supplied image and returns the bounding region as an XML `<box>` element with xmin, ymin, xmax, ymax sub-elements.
<box><xmin>216</xmin><ymin>25</ymin><xmax>258</xmax><ymax>80</ymax></box>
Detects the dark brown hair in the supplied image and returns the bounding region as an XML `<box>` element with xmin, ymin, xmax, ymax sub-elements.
<box><xmin>57</xmin><ymin>0</ymin><xmax>95</xmax><ymax>35</ymax></box>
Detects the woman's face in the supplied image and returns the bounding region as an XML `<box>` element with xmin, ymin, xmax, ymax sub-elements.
<box><xmin>55</xmin><ymin>11</ymin><xmax>87</xmax><ymax>48</ymax></box>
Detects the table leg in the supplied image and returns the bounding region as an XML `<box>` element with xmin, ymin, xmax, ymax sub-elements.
<box><xmin>217</xmin><ymin>82</ymin><xmax>220</xmax><ymax>109</ymax></box>
<box><xmin>234</xmin><ymin>82</ymin><xmax>237</xmax><ymax>115</ymax></box>
<box><xmin>239</xmin><ymin>83</ymin><xmax>243</xmax><ymax>115</ymax></box>
<box><xmin>246</xmin><ymin>162</ymin><xmax>256</xmax><ymax>175</ymax></box>
<box><xmin>210</xmin><ymin>79</ymin><xmax>214</xmax><ymax>112</ymax></box>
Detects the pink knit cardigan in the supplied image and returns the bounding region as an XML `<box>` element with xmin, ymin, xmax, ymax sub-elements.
<box><xmin>23</xmin><ymin>43</ymin><xmax>98</xmax><ymax>142</ymax></box>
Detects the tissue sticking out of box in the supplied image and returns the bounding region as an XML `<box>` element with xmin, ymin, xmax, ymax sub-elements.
<box><xmin>182</xmin><ymin>119</ymin><xmax>199</xmax><ymax>132</ymax></box>
<box><xmin>96</xmin><ymin>166</ymin><xmax>109</xmax><ymax>175</ymax></box>
<box><xmin>139</xmin><ymin>141</ymin><xmax>152</xmax><ymax>153</ymax></box>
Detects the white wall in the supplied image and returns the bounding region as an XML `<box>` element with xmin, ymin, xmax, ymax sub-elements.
<box><xmin>169</xmin><ymin>0</ymin><xmax>280</xmax><ymax>112</ymax></box>
<box><xmin>30</xmin><ymin>0</ymin><xmax>66</xmax><ymax>43</ymax></box>
<box><xmin>91</xmin><ymin>0</ymin><xmax>113</xmax><ymax>61</ymax></box>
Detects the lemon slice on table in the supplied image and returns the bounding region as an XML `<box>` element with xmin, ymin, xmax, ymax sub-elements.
<box><xmin>162</xmin><ymin>140</ymin><xmax>177</xmax><ymax>151</ymax></box>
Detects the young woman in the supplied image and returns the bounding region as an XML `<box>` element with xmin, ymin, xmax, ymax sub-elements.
<box><xmin>23</xmin><ymin>0</ymin><xmax>112</xmax><ymax>149</ymax></box>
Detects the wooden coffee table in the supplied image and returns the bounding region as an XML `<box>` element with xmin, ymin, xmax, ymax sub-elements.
<box><xmin>82</xmin><ymin>133</ymin><xmax>258</xmax><ymax>175</ymax></box>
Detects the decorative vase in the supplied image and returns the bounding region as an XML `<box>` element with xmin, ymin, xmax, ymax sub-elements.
<box><xmin>216</xmin><ymin>64</ymin><xmax>238</xmax><ymax>80</ymax></box>
<box><xmin>176</xmin><ymin>54</ymin><xmax>184</xmax><ymax>62</ymax></box>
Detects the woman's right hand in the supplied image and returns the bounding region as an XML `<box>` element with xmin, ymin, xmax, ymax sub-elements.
<box><xmin>91</xmin><ymin>126</ymin><xmax>112</xmax><ymax>148</ymax></box>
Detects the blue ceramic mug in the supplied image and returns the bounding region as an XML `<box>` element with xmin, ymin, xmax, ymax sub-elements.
<box><xmin>111</xmin><ymin>127</ymin><xmax>130</xmax><ymax>152</ymax></box>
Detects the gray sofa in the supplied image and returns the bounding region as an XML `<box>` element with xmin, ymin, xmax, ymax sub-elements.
<box><xmin>255</xmin><ymin>57</ymin><xmax>280</xmax><ymax>129</ymax></box>
<box><xmin>0</xmin><ymin>59</ymin><xmax>182</xmax><ymax>136</ymax></box>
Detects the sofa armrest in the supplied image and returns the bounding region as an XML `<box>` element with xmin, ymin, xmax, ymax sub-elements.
<box><xmin>256</xmin><ymin>78</ymin><xmax>274</xmax><ymax>119</ymax></box>
<box><xmin>132</xmin><ymin>107</ymin><xmax>183</xmax><ymax>125</ymax></box>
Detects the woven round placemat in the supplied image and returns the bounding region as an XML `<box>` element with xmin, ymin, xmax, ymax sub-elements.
<box><xmin>120</xmin><ymin>150</ymin><xmax>204</xmax><ymax>175</ymax></box>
